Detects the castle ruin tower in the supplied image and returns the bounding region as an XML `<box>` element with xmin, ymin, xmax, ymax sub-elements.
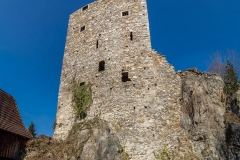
<box><xmin>54</xmin><ymin>0</ymin><xmax>152</xmax><ymax>139</ymax></box>
<box><xmin>54</xmin><ymin>0</ymin><xmax>190</xmax><ymax>159</ymax></box>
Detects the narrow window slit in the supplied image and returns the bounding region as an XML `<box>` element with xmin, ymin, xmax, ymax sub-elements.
<box><xmin>96</xmin><ymin>40</ymin><xmax>99</xmax><ymax>49</ymax></box>
<box><xmin>122</xmin><ymin>72</ymin><xmax>131</xmax><ymax>82</ymax></box>
<box><xmin>99</xmin><ymin>61</ymin><xmax>105</xmax><ymax>71</ymax></box>
<box><xmin>130</xmin><ymin>32</ymin><xmax>133</xmax><ymax>41</ymax></box>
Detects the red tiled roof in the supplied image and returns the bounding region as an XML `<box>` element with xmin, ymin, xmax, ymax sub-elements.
<box><xmin>0</xmin><ymin>89</ymin><xmax>32</xmax><ymax>139</ymax></box>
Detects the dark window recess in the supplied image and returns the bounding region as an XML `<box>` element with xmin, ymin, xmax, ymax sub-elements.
<box><xmin>82</xmin><ymin>5</ymin><xmax>88</xmax><ymax>11</ymax></box>
<box><xmin>96</xmin><ymin>40</ymin><xmax>99</xmax><ymax>48</ymax></box>
<box><xmin>130</xmin><ymin>32</ymin><xmax>133</xmax><ymax>41</ymax></box>
<box><xmin>122</xmin><ymin>11</ymin><xmax>129</xmax><ymax>16</ymax></box>
<box><xmin>80</xmin><ymin>26</ymin><xmax>85</xmax><ymax>32</ymax></box>
<box><xmin>80</xmin><ymin>82</ymin><xmax>85</xmax><ymax>86</ymax></box>
<box><xmin>122</xmin><ymin>72</ymin><xmax>131</xmax><ymax>82</ymax></box>
<box><xmin>99</xmin><ymin>61</ymin><xmax>105</xmax><ymax>71</ymax></box>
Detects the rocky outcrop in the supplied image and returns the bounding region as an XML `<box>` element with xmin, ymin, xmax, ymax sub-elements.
<box><xmin>23</xmin><ymin>118</ymin><xmax>129</xmax><ymax>160</ymax></box>
<box><xmin>224</xmin><ymin>89</ymin><xmax>240</xmax><ymax>159</ymax></box>
<box><xmin>179</xmin><ymin>69</ymin><xmax>226</xmax><ymax>159</ymax></box>
<box><xmin>178</xmin><ymin>69</ymin><xmax>240</xmax><ymax>160</ymax></box>
<box><xmin>226</xmin><ymin>89</ymin><xmax>240</xmax><ymax>118</ymax></box>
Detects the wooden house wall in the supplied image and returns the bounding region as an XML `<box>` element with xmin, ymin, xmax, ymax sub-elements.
<box><xmin>0</xmin><ymin>130</ymin><xmax>28</xmax><ymax>160</ymax></box>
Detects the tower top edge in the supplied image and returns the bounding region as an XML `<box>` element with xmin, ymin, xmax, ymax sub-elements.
<box><xmin>70</xmin><ymin>0</ymin><xmax>147</xmax><ymax>16</ymax></box>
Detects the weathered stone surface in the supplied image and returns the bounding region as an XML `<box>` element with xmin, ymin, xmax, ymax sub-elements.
<box><xmin>179</xmin><ymin>69</ymin><xmax>226</xmax><ymax>159</ymax></box>
<box><xmin>54</xmin><ymin>0</ymin><xmax>152</xmax><ymax>140</ymax></box>
<box><xmin>23</xmin><ymin>118</ymin><xmax>128</xmax><ymax>160</ymax></box>
<box><xmin>54</xmin><ymin>0</ymin><xmax>194</xmax><ymax>159</ymax></box>
<box><xmin>51</xmin><ymin>0</ymin><xmax>240</xmax><ymax>159</ymax></box>
<box><xmin>224</xmin><ymin>92</ymin><xmax>240</xmax><ymax>160</ymax></box>
<box><xmin>80</xmin><ymin>125</ymin><xmax>126</xmax><ymax>160</ymax></box>
<box><xmin>178</xmin><ymin>69</ymin><xmax>240</xmax><ymax>160</ymax></box>
<box><xmin>25</xmin><ymin>67</ymin><xmax>240</xmax><ymax>159</ymax></box>
<box><xmin>226</xmin><ymin>90</ymin><xmax>240</xmax><ymax>118</ymax></box>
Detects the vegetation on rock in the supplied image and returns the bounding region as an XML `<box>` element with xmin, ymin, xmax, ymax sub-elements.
<box><xmin>72</xmin><ymin>80</ymin><xmax>93</xmax><ymax>120</ymax></box>
<box><xmin>154</xmin><ymin>145</ymin><xmax>171</xmax><ymax>160</ymax></box>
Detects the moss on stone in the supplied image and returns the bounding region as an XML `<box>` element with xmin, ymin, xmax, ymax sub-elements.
<box><xmin>72</xmin><ymin>80</ymin><xmax>93</xmax><ymax>120</ymax></box>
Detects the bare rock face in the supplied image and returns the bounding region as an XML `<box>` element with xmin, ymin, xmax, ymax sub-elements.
<box><xmin>179</xmin><ymin>69</ymin><xmax>226</xmax><ymax>159</ymax></box>
<box><xmin>225</xmin><ymin>122</ymin><xmax>240</xmax><ymax>159</ymax></box>
<box><xmin>179</xmin><ymin>69</ymin><xmax>240</xmax><ymax>159</ymax></box>
<box><xmin>227</xmin><ymin>90</ymin><xmax>240</xmax><ymax>118</ymax></box>
<box><xmin>80</xmin><ymin>124</ymin><xmax>127</xmax><ymax>160</ymax></box>
<box><xmin>224</xmin><ymin>89</ymin><xmax>240</xmax><ymax>159</ymax></box>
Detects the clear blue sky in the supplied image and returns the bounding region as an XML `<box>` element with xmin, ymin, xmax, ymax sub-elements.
<box><xmin>0</xmin><ymin>0</ymin><xmax>240</xmax><ymax>136</ymax></box>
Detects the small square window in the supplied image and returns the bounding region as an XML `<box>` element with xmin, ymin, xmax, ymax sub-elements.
<box><xmin>80</xmin><ymin>26</ymin><xmax>85</xmax><ymax>32</ymax></box>
<box><xmin>99</xmin><ymin>61</ymin><xmax>105</xmax><ymax>71</ymax></box>
<box><xmin>122</xmin><ymin>11</ymin><xmax>129</xmax><ymax>16</ymax></box>
<box><xmin>82</xmin><ymin>5</ymin><xmax>88</xmax><ymax>11</ymax></box>
<box><xmin>122</xmin><ymin>72</ymin><xmax>131</xmax><ymax>82</ymax></box>
<box><xmin>80</xmin><ymin>82</ymin><xmax>85</xmax><ymax>86</ymax></box>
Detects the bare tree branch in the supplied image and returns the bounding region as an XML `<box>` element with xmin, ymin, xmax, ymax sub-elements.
<box><xmin>207</xmin><ymin>49</ymin><xmax>240</xmax><ymax>80</ymax></box>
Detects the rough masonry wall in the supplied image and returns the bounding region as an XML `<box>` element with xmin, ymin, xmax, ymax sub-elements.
<box><xmin>54</xmin><ymin>0</ymin><xmax>195</xmax><ymax>159</ymax></box>
<box><xmin>55</xmin><ymin>0</ymin><xmax>152</xmax><ymax>141</ymax></box>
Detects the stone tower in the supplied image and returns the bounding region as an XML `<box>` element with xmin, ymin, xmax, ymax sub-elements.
<box><xmin>54</xmin><ymin>0</ymin><xmax>190</xmax><ymax>159</ymax></box>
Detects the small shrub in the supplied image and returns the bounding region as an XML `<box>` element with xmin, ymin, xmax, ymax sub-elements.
<box><xmin>154</xmin><ymin>145</ymin><xmax>171</xmax><ymax>160</ymax></box>
<box><xmin>72</xmin><ymin>80</ymin><xmax>93</xmax><ymax>120</ymax></box>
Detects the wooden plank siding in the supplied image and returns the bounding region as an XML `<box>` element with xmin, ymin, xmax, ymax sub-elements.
<box><xmin>0</xmin><ymin>89</ymin><xmax>32</xmax><ymax>159</ymax></box>
<box><xmin>0</xmin><ymin>130</ymin><xmax>28</xmax><ymax>160</ymax></box>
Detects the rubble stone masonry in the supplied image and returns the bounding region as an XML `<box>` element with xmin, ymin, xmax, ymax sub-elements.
<box><xmin>54</xmin><ymin>0</ymin><xmax>195</xmax><ymax>159</ymax></box>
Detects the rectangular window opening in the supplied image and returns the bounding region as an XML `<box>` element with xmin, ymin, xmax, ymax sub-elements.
<box><xmin>80</xmin><ymin>26</ymin><xmax>85</xmax><ymax>32</ymax></box>
<box><xmin>96</xmin><ymin>40</ymin><xmax>99</xmax><ymax>49</ymax></box>
<box><xmin>82</xmin><ymin>5</ymin><xmax>88</xmax><ymax>11</ymax></box>
<box><xmin>80</xmin><ymin>82</ymin><xmax>85</xmax><ymax>86</ymax></box>
<box><xmin>99</xmin><ymin>61</ymin><xmax>105</xmax><ymax>71</ymax></box>
<box><xmin>122</xmin><ymin>72</ymin><xmax>131</xmax><ymax>82</ymax></box>
<box><xmin>122</xmin><ymin>11</ymin><xmax>129</xmax><ymax>17</ymax></box>
<box><xmin>130</xmin><ymin>32</ymin><xmax>133</xmax><ymax>41</ymax></box>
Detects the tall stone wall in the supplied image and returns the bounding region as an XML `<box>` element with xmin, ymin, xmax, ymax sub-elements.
<box><xmin>55</xmin><ymin>0</ymin><xmax>152</xmax><ymax>140</ymax></box>
<box><xmin>54</xmin><ymin>0</ymin><xmax>194</xmax><ymax>159</ymax></box>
